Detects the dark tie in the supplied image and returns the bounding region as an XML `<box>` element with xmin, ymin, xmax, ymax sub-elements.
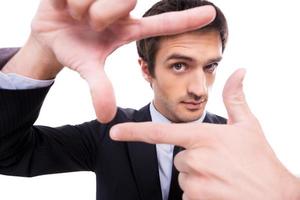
<box><xmin>168</xmin><ymin>146</ymin><xmax>183</xmax><ymax>200</ymax></box>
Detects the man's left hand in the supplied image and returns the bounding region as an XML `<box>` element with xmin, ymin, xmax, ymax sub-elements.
<box><xmin>110</xmin><ymin>69</ymin><xmax>300</xmax><ymax>200</ymax></box>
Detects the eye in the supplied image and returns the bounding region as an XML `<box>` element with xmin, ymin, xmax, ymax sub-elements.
<box><xmin>172</xmin><ymin>63</ymin><xmax>187</xmax><ymax>73</ymax></box>
<box><xmin>204</xmin><ymin>63</ymin><xmax>218</xmax><ymax>73</ymax></box>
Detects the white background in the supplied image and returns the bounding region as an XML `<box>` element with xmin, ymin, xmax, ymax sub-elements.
<box><xmin>1</xmin><ymin>0</ymin><xmax>300</xmax><ymax>199</ymax></box>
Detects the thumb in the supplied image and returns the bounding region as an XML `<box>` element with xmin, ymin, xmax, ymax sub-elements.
<box><xmin>85</xmin><ymin>66</ymin><xmax>117</xmax><ymax>123</ymax></box>
<box><xmin>222</xmin><ymin>68</ymin><xmax>252</xmax><ymax>124</ymax></box>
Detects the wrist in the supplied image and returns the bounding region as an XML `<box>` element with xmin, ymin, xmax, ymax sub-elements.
<box><xmin>1</xmin><ymin>35</ymin><xmax>62</xmax><ymax>80</ymax></box>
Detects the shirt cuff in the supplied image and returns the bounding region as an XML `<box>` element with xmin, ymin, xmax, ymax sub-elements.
<box><xmin>0</xmin><ymin>71</ymin><xmax>54</xmax><ymax>90</ymax></box>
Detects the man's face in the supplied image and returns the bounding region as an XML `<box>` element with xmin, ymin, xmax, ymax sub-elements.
<box><xmin>141</xmin><ymin>29</ymin><xmax>223</xmax><ymax>123</ymax></box>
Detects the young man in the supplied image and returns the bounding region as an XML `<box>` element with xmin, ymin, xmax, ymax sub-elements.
<box><xmin>0</xmin><ymin>0</ymin><xmax>226</xmax><ymax>200</ymax></box>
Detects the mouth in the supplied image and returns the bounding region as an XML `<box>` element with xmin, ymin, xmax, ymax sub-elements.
<box><xmin>181</xmin><ymin>100</ymin><xmax>206</xmax><ymax>111</ymax></box>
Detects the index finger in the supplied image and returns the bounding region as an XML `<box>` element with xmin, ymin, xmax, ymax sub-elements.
<box><xmin>128</xmin><ymin>5</ymin><xmax>216</xmax><ymax>41</ymax></box>
<box><xmin>110</xmin><ymin>122</ymin><xmax>222</xmax><ymax>148</ymax></box>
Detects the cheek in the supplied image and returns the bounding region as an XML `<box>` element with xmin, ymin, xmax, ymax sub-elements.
<box><xmin>206</xmin><ymin>74</ymin><xmax>216</xmax><ymax>88</ymax></box>
<box><xmin>155</xmin><ymin>78</ymin><xmax>185</xmax><ymax>101</ymax></box>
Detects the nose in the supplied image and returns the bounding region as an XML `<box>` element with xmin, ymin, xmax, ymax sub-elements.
<box><xmin>187</xmin><ymin>69</ymin><xmax>207</xmax><ymax>99</ymax></box>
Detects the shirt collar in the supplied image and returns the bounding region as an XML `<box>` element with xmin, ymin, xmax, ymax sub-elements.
<box><xmin>149</xmin><ymin>102</ymin><xmax>206</xmax><ymax>124</ymax></box>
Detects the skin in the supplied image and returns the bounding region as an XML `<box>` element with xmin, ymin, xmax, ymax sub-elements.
<box><xmin>111</xmin><ymin>69</ymin><xmax>300</xmax><ymax>200</ymax></box>
<box><xmin>140</xmin><ymin>30</ymin><xmax>222</xmax><ymax>122</ymax></box>
<box><xmin>0</xmin><ymin>0</ymin><xmax>216</xmax><ymax>123</ymax></box>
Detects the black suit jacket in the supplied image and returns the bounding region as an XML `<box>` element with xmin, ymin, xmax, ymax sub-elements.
<box><xmin>0</xmin><ymin>48</ymin><xmax>227</xmax><ymax>200</ymax></box>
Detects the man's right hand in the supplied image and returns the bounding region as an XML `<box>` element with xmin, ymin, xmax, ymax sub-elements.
<box><xmin>2</xmin><ymin>0</ymin><xmax>216</xmax><ymax>123</ymax></box>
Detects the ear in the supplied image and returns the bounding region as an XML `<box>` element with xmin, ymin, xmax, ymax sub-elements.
<box><xmin>138</xmin><ymin>58</ymin><xmax>153</xmax><ymax>83</ymax></box>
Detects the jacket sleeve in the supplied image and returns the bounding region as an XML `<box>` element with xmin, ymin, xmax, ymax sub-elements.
<box><xmin>0</xmin><ymin>48</ymin><xmax>19</xmax><ymax>68</ymax></box>
<box><xmin>0</xmin><ymin>48</ymin><xmax>102</xmax><ymax>177</ymax></box>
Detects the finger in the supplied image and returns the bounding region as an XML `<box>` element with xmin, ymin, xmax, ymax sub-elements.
<box><xmin>178</xmin><ymin>172</ymin><xmax>206</xmax><ymax>200</ymax></box>
<box><xmin>84</xmin><ymin>65</ymin><xmax>117</xmax><ymax>123</ymax></box>
<box><xmin>51</xmin><ymin>0</ymin><xmax>66</xmax><ymax>10</ymax></box>
<box><xmin>111</xmin><ymin>122</ymin><xmax>196</xmax><ymax>147</ymax></box>
<box><xmin>67</xmin><ymin>0</ymin><xmax>94</xmax><ymax>20</ymax></box>
<box><xmin>174</xmin><ymin>151</ymin><xmax>192</xmax><ymax>173</ymax></box>
<box><xmin>128</xmin><ymin>5</ymin><xmax>216</xmax><ymax>41</ymax></box>
<box><xmin>110</xmin><ymin>122</ymin><xmax>224</xmax><ymax>148</ymax></box>
<box><xmin>182</xmin><ymin>193</ymin><xmax>192</xmax><ymax>200</ymax></box>
<box><xmin>175</xmin><ymin>149</ymin><xmax>232</xmax><ymax>184</ymax></box>
<box><xmin>174</xmin><ymin>149</ymin><xmax>205</xmax><ymax>174</ymax></box>
<box><xmin>89</xmin><ymin>0</ymin><xmax>137</xmax><ymax>31</ymax></box>
<box><xmin>182</xmin><ymin>193</ymin><xmax>189</xmax><ymax>200</ymax></box>
<box><xmin>174</xmin><ymin>148</ymin><xmax>221</xmax><ymax>176</ymax></box>
<box><xmin>178</xmin><ymin>173</ymin><xmax>189</xmax><ymax>195</ymax></box>
<box><xmin>222</xmin><ymin>68</ymin><xmax>253</xmax><ymax>124</ymax></box>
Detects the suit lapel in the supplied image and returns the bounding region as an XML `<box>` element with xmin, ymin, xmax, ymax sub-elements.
<box><xmin>203</xmin><ymin>113</ymin><xmax>211</xmax><ymax>123</ymax></box>
<box><xmin>127</xmin><ymin>104</ymin><xmax>162</xmax><ymax>200</ymax></box>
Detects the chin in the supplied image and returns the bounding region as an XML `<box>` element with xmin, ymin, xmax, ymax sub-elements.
<box><xmin>174</xmin><ymin>112</ymin><xmax>204</xmax><ymax>123</ymax></box>
<box><xmin>171</xmin><ymin>103</ymin><xmax>206</xmax><ymax>123</ymax></box>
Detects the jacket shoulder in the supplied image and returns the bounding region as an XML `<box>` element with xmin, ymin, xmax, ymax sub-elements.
<box><xmin>114</xmin><ymin>107</ymin><xmax>137</xmax><ymax>122</ymax></box>
<box><xmin>112</xmin><ymin>104</ymin><xmax>151</xmax><ymax>124</ymax></box>
<box><xmin>204</xmin><ymin>111</ymin><xmax>227</xmax><ymax>124</ymax></box>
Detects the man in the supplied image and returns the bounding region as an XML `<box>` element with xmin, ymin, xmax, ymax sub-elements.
<box><xmin>0</xmin><ymin>0</ymin><xmax>225</xmax><ymax>200</ymax></box>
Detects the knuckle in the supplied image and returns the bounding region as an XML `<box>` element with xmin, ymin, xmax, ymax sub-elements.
<box><xmin>184</xmin><ymin>177</ymin><xmax>204</xmax><ymax>199</ymax></box>
<box><xmin>185</xmin><ymin>150</ymin><xmax>202</xmax><ymax>170</ymax></box>
<box><xmin>173</xmin><ymin>152</ymin><xmax>182</xmax><ymax>168</ymax></box>
<box><xmin>177</xmin><ymin>172</ymin><xmax>186</xmax><ymax>190</ymax></box>
<box><xmin>121</xmin><ymin>20</ymin><xmax>141</xmax><ymax>43</ymax></box>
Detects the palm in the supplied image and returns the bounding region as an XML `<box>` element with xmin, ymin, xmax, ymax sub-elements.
<box><xmin>32</xmin><ymin>0</ymin><xmax>139</xmax><ymax>77</ymax></box>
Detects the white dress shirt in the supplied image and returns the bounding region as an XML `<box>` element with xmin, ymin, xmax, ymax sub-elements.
<box><xmin>0</xmin><ymin>72</ymin><xmax>54</xmax><ymax>89</ymax></box>
<box><xmin>149</xmin><ymin>103</ymin><xmax>206</xmax><ymax>200</ymax></box>
<box><xmin>0</xmin><ymin>71</ymin><xmax>206</xmax><ymax>200</ymax></box>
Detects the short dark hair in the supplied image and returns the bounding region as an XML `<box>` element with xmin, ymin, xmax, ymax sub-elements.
<box><xmin>136</xmin><ymin>0</ymin><xmax>228</xmax><ymax>76</ymax></box>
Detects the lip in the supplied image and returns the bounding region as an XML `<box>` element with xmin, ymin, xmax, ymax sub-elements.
<box><xmin>181</xmin><ymin>101</ymin><xmax>205</xmax><ymax>110</ymax></box>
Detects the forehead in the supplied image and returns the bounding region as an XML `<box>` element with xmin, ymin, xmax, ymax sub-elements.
<box><xmin>156</xmin><ymin>30</ymin><xmax>222</xmax><ymax>63</ymax></box>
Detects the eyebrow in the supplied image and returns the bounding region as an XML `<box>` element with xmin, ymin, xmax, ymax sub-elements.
<box><xmin>164</xmin><ymin>53</ymin><xmax>223</xmax><ymax>65</ymax></box>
